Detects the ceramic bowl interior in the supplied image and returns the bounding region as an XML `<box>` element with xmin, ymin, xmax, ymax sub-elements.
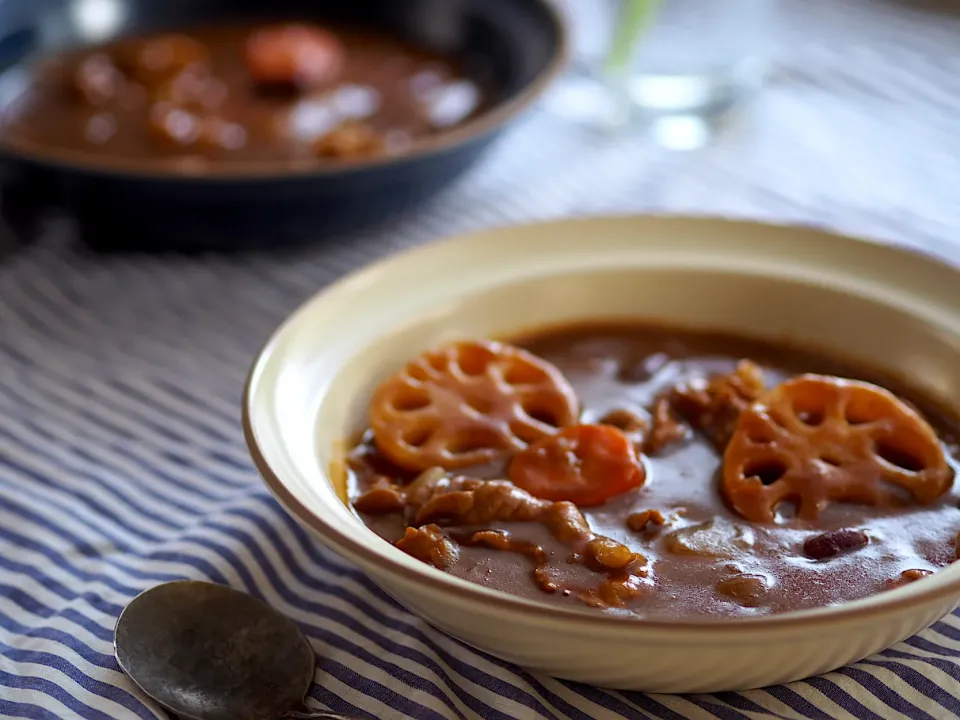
<box><xmin>245</xmin><ymin>216</ymin><xmax>960</xmax><ymax>691</ymax></box>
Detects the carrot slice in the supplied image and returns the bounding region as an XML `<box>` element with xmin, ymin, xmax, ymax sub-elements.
<box><xmin>508</xmin><ymin>424</ymin><xmax>646</xmax><ymax>506</ymax></box>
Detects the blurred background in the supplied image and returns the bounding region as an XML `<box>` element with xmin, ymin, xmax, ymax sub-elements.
<box><xmin>3</xmin><ymin>0</ymin><xmax>960</xmax><ymax>411</ymax></box>
<box><xmin>2</xmin><ymin>1</ymin><xmax>960</xmax><ymax>717</ymax></box>
<box><xmin>2</xmin><ymin>0</ymin><xmax>960</xmax><ymax>261</ymax></box>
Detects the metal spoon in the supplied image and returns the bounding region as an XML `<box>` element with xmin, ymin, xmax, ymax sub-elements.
<box><xmin>115</xmin><ymin>580</ymin><xmax>359</xmax><ymax>720</ymax></box>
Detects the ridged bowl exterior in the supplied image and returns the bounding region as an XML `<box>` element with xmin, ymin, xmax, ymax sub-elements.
<box><xmin>362</xmin><ymin>560</ymin><xmax>960</xmax><ymax>692</ymax></box>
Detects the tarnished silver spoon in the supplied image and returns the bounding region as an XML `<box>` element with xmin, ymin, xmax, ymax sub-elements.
<box><xmin>115</xmin><ymin>580</ymin><xmax>359</xmax><ymax>720</ymax></box>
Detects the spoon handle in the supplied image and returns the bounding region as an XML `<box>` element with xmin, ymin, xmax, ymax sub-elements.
<box><xmin>275</xmin><ymin>712</ymin><xmax>364</xmax><ymax>720</ymax></box>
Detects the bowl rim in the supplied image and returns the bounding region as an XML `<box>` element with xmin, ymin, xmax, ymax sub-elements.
<box><xmin>242</xmin><ymin>214</ymin><xmax>960</xmax><ymax>632</ymax></box>
<box><xmin>0</xmin><ymin>0</ymin><xmax>567</xmax><ymax>182</ymax></box>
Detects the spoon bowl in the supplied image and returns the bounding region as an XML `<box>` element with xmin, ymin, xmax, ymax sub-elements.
<box><xmin>115</xmin><ymin>580</ymin><xmax>350</xmax><ymax>720</ymax></box>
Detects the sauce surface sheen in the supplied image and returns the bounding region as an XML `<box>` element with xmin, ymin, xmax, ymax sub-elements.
<box><xmin>348</xmin><ymin>324</ymin><xmax>960</xmax><ymax>618</ymax></box>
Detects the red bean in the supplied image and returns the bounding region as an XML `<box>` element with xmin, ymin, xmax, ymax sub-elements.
<box><xmin>803</xmin><ymin>528</ymin><xmax>869</xmax><ymax>560</ymax></box>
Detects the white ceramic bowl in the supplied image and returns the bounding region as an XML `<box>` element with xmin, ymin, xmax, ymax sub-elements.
<box><xmin>243</xmin><ymin>216</ymin><xmax>960</xmax><ymax>693</ymax></box>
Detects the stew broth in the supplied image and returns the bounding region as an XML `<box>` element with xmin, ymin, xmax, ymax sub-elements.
<box><xmin>347</xmin><ymin>324</ymin><xmax>960</xmax><ymax>618</ymax></box>
<box><xmin>0</xmin><ymin>22</ymin><xmax>487</xmax><ymax>169</ymax></box>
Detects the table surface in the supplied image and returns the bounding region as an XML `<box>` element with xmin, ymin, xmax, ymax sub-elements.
<box><xmin>3</xmin><ymin>0</ymin><xmax>960</xmax><ymax>718</ymax></box>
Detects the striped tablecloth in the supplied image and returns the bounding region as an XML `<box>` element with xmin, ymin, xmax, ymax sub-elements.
<box><xmin>3</xmin><ymin>1</ymin><xmax>960</xmax><ymax>718</ymax></box>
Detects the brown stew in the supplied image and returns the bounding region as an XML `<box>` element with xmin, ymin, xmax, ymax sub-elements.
<box><xmin>0</xmin><ymin>22</ymin><xmax>486</xmax><ymax>170</ymax></box>
<box><xmin>347</xmin><ymin>324</ymin><xmax>960</xmax><ymax>618</ymax></box>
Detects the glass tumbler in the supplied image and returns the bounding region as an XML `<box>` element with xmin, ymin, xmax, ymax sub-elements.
<box><xmin>550</xmin><ymin>0</ymin><xmax>773</xmax><ymax>133</ymax></box>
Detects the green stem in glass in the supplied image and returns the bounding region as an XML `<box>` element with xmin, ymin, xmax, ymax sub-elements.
<box><xmin>603</xmin><ymin>0</ymin><xmax>663</xmax><ymax>76</ymax></box>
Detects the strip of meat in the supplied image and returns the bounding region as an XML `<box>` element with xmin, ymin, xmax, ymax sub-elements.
<box><xmin>453</xmin><ymin>529</ymin><xmax>558</xmax><ymax>593</ymax></box>
<box><xmin>395</xmin><ymin>524</ymin><xmax>459</xmax><ymax>569</ymax></box>
<box><xmin>355</xmin><ymin>467</ymin><xmax>651</xmax><ymax>607</ymax></box>
<box><xmin>668</xmin><ymin>360</ymin><xmax>766</xmax><ymax>451</ymax></box>
<box><xmin>644</xmin><ymin>398</ymin><xmax>689</xmax><ymax>454</ymax></box>
<box><xmin>596</xmin><ymin>399</ymin><xmax>688</xmax><ymax>456</ymax></box>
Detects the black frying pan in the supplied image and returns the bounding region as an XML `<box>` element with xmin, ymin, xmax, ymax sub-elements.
<box><xmin>0</xmin><ymin>0</ymin><xmax>565</xmax><ymax>252</ymax></box>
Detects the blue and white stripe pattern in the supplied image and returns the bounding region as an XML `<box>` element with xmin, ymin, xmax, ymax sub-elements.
<box><xmin>5</xmin><ymin>0</ymin><xmax>960</xmax><ymax>713</ymax></box>
<box><xmin>3</xmin><ymin>217</ymin><xmax>960</xmax><ymax>720</ymax></box>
